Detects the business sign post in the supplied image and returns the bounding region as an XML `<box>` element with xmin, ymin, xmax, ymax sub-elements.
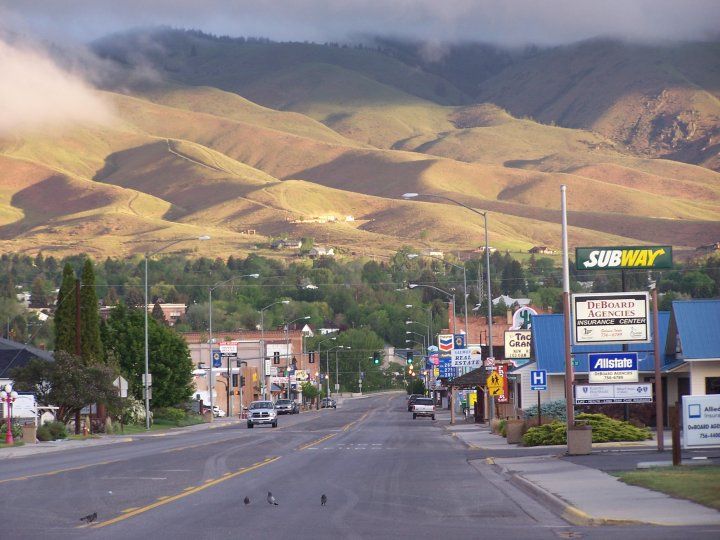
<box><xmin>575</xmin><ymin>383</ymin><xmax>652</xmax><ymax>404</ymax></box>
<box><xmin>682</xmin><ymin>394</ymin><xmax>720</xmax><ymax>449</ymax></box>
<box><xmin>576</xmin><ymin>246</ymin><xmax>673</xmax><ymax>270</ymax></box>
<box><xmin>572</xmin><ymin>292</ymin><xmax>650</xmax><ymax>345</ymax></box>
<box><xmin>588</xmin><ymin>352</ymin><xmax>639</xmax><ymax>383</ymax></box>
<box><xmin>451</xmin><ymin>348</ymin><xmax>482</xmax><ymax>369</ymax></box>
<box><xmin>504</xmin><ymin>330</ymin><xmax>531</xmax><ymax>359</ymax></box>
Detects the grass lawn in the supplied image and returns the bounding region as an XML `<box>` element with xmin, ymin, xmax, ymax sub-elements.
<box><xmin>616</xmin><ymin>466</ymin><xmax>720</xmax><ymax>510</ymax></box>
<box><xmin>0</xmin><ymin>441</ymin><xmax>25</xmax><ymax>449</ymax></box>
<box><xmin>110</xmin><ymin>416</ymin><xmax>206</xmax><ymax>435</ymax></box>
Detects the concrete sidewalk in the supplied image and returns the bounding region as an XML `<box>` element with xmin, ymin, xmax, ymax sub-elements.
<box><xmin>491</xmin><ymin>454</ymin><xmax>720</xmax><ymax>526</ymax></box>
<box><xmin>0</xmin><ymin>435</ymin><xmax>134</xmax><ymax>459</ymax></box>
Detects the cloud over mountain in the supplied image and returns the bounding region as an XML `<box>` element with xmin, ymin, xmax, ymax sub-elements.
<box><xmin>1</xmin><ymin>0</ymin><xmax>719</xmax><ymax>46</ymax></box>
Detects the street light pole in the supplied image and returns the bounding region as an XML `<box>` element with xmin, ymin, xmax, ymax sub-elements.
<box><xmin>408</xmin><ymin>283</ymin><xmax>456</xmax><ymax>334</ymax></box>
<box><xmin>315</xmin><ymin>337</ymin><xmax>337</xmax><ymax>397</ymax></box>
<box><xmin>144</xmin><ymin>235</ymin><xmax>209</xmax><ymax>430</ymax></box>
<box><xmin>403</xmin><ymin>192</ymin><xmax>494</xmax><ymax>419</ymax></box>
<box><xmin>260</xmin><ymin>300</ymin><xmax>290</xmax><ymax>399</ymax></box>
<box><xmin>284</xmin><ymin>316</ymin><xmax>311</xmax><ymax>400</ymax></box>
<box><xmin>209</xmin><ymin>274</ymin><xmax>259</xmax><ymax>417</ymax></box>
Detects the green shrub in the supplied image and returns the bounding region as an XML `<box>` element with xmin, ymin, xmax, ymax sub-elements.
<box><xmin>498</xmin><ymin>419</ymin><xmax>508</xmax><ymax>437</ymax></box>
<box><xmin>153</xmin><ymin>407</ymin><xmax>186</xmax><ymax>424</ymax></box>
<box><xmin>523</xmin><ymin>399</ymin><xmax>574</xmax><ymax>422</ymax></box>
<box><xmin>46</xmin><ymin>421</ymin><xmax>68</xmax><ymax>439</ymax></box>
<box><xmin>0</xmin><ymin>421</ymin><xmax>22</xmax><ymax>439</ymax></box>
<box><xmin>36</xmin><ymin>424</ymin><xmax>53</xmax><ymax>441</ymax></box>
<box><xmin>522</xmin><ymin>413</ymin><xmax>652</xmax><ymax>446</ymax></box>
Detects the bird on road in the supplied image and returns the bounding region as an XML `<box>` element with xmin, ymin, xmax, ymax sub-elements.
<box><xmin>267</xmin><ymin>492</ymin><xmax>278</xmax><ymax>505</ymax></box>
<box><xmin>243</xmin><ymin>496</ymin><xmax>250</xmax><ymax>505</ymax></box>
<box><xmin>321</xmin><ymin>494</ymin><xmax>327</xmax><ymax>506</ymax></box>
<box><xmin>79</xmin><ymin>512</ymin><xmax>97</xmax><ymax>524</ymax></box>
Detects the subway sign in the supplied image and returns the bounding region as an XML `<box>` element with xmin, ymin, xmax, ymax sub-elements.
<box><xmin>576</xmin><ymin>246</ymin><xmax>672</xmax><ymax>270</ymax></box>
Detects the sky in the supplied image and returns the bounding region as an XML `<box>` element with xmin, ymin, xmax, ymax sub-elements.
<box><xmin>1</xmin><ymin>0</ymin><xmax>719</xmax><ymax>46</ymax></box>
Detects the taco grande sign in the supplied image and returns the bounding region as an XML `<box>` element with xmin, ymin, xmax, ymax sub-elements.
<box><xmin>576</xmin><ymin>246</ymin><xmax>672</xmax><ymax>270</ymax></box>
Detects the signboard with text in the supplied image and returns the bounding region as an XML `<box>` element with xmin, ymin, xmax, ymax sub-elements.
<box><xmin>588</xmin><ymin>352</ymin><xmax>639</xmax><ymax>383</ymax></box>
<box><xmin>682</xmin><ymin>394</ymin><xmax>720</xmax><ymax>449</ymax></box>
<box><xmin>572</xmin><ymin>292</ymin><xmax>650</xmax><ymax>345</ymax></box>
<box><xmin>495</xmin><ymin>363</ymin><xmax>509</xmax><ymax>403</ymax></box>
<box><xmin>575</xmin><ymin>383</ymin><xmax>652</xmax><ymax>404</ymax></box>
<box><xmin>576</xmin><ymin>246</ymin><xmax>672</xmax><ymax>270</ymax></box>
<box><xmin>504</xmin><ymin>330</ymin><xmax>532</xmax><ymax>359</ymax></box>
<box><xmin>218</xmin><ymin>341</ymin><xmax>238</xmax><ymax>356</ymax></box>
<box><xmin>451</xmin><ymin>348</ymin><xmax>482</xmax><ymax>369</ymax></box>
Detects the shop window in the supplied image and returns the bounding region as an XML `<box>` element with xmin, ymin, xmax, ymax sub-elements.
<box><xmin>706</xmin><ymin>377</ymin><xmax>720</xmax><ymax>395</ymax></box>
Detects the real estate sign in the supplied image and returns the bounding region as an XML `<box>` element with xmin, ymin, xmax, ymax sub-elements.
<box><xmin>682</xmin><ymin>394</ymin><xmax>720</xmax><ymax>449</ymax></box>
<box><xmin>575</xmin><ymin>246</ymin><xmax>672</xmax><ymax>270</ymax></box>
<box><xmin>572</xmin><ymin>292</ymin><xmax>650</xmax><ymax>345</ymax></box>
<box><xmin>504</xmin><ymin>330</ymin><xmax>531</xmax><ymax>359</ymax></box>
<box><xmin>451</xmin><ymin>348</ymin><xmax>482</xmax><ymax>368</ymax></box>
<box><xmin>588</xmin><ymin>352</ymin><xmax>639</xmax><ymax>383</ymax></box>
<box><xmin>574</xmin><ymin>383</ymin><xmax>652</xmax><ymax>404</ymax></box>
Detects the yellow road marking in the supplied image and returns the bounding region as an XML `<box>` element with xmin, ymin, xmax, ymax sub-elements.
<box><xmin>0</xmin><ymin>459</ymin><xmax>123</xmax><ymax>485</ymax></box>
<box><xmin>297</xmin><ymin>433</ymin><xmax>337</xmax><ymax>450</ymax></box>
<box><xmin>121</xmin><ymin>507</ymin><xmax>140</xmax><ymax>513</ymax></box>
<box><xmin>91</xmin><ymin>457</ymin><xmax>280</xmax><ymax>529</ymax></box>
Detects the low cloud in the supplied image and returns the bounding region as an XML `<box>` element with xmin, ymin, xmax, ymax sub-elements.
<box><xmin>0</xmin><ymin>38</ymin><xmax>114</xmax><ymax>136</ymax></box>
<box><xmin>1</xmin><ymin>0</ymin><xmax>719</xmax><ymax>46</ymax></box>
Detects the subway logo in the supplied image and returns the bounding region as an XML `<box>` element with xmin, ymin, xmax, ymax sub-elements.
<box><xmin>576</xmin><ymin>246</ymin><xmax>672</xmax><ymax>270</ymax></box>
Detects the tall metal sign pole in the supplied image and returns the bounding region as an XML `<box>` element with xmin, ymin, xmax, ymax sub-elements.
<box><xmin>652</xmin><ymin>285</ymin><xmax>664</xmax><ymax>452</ymax></box>
<box><xmin>561</xmin><ymin>185</ymin><xmax>575</xmax><ymax>427</ymax></box>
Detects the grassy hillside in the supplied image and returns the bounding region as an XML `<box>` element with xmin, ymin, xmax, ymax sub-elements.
<box><xmin>0</xmin><ymin>30</ymin><xmax>717</xmax><ymax>258</ymax></box>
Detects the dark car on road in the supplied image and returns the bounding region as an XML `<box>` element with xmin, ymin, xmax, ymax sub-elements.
<box><xmin>320</xmin><ymin>397</ymin><xmax>337</xmax><ymax>409</ymax></box>
<box><xmin>407</xmin><ymin>394</ymin><xmax>422</xmax><ymax>411</ymax></box>
<box><xmin>275</xmin><ymin>398</ymin><xmax>299</xmax><ymax>414</ymax></box>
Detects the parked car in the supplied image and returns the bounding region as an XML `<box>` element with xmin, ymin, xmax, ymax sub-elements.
<box><xmin>412</xmin><ymin>397</ymin><xmax>435</xmax><ymax>420</ymax></box>
<box><xmin>407</xmin><ymin>394</ymin><xmax>422</xmax><ymax>411</ymax></box>
<box><xmin>320</xmin><ymin>397</ymin><xmax>337</xmax><ymax>409</ymax></box>
<box><xmin>246</xmin><ymin>401</ymin><xmax>278</xmax><ymax>428</ymax></box>
<box><xmin>275</xmin><ymin>399</ymin><xmax>299</xmax><ymax>414</ymax></box>
<box><xmin>211</xmin><ymin>406</ymin><xmax>226</xmax><ymax>418</ymax></box>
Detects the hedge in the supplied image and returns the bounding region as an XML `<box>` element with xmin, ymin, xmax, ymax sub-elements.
<box><xmin>522</xmin><ymin>413</ymin><xmax>652</xmax><ymax>446</ymax></box>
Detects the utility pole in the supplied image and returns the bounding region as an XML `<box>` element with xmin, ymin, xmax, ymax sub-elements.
<box><xmin>74</xmin><ymin>278</ymin><xmax>82</xmax><ymax>435</ymax></box>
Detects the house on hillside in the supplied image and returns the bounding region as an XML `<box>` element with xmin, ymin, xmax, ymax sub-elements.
<box><xmin>308</xmin><ymin>246</ymin><xmax>334</xmax><ymax>258</ymax></box>
<box><xmin>696</xmin><ymin>241</ymin><xmax>720</xmax><ymax>255</ymax></box>
<box><xmin>529</xmin><ymin>246</ymin><xmax>556</xmax><ymax>255</ymax></box>
<box><xmin>271</xmin><ymin>238</ymin><xmax>302</xmax><ymax>250</ymax></box>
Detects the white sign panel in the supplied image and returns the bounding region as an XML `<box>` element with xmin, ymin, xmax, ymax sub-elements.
<box><xmin>218</xmin><ymin>341</ymin><xmax>238</xmax><ymax>355</ymax></box>
<box><xmin>113</xmin><ymin>376</ymin><xmax>129</xmax><ymax>398</ymax></box>
<box><xmin>572</xmin><ymin>292</ymin><xmax>650</xmax><ymax>345</ymax></box>
<box><xmin>451</xmin><ymin>348</ymin><xmax>482</xmax><ymax>368</ymax></box>
<box><xmin>511</xmin><ymin>307</ymin><xmax>537</xmax><ymax>330</ymax></box>
<box><xmin>268</xmin><ymin>366</ymin><xmax>278</xmax><ymax>376</ymax></box>
<box><xmin>682</xmin><ymin>394</ymin><xmax>720</xmax><ymax>449</ymax></box>
<box><xmin>271</xmin><ymin>376</ymin><xmax>289</xmax><ymax>385</ymax></box>
<box><xmin>575</xmin><ymin>383</ymin><xmax>652</xmax><ymax>404</ymax></box>
<box><xmin>504</xmin><ymin>330</ymin><xmax>531</xmax><ymax>359</ymax></box>
<box><xmin>588</xmin><ymin>353</ymin><xmax>639</xmax><ymax>384</ymax></box>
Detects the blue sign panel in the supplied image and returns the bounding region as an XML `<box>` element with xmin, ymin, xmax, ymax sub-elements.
<box><xmin>212</xmin><ymin>350</ymin><xmax>222</xmax><ymax>368</ymax></box>
<box><xmin>530</xmin><ymin>369</ymin><xmax>547</xmax><ymax>391</ymax></box>
<box><xmin>453</xmin><ymin>334</ymin><xmax>466</xmax><ymax>349</ymax></box>
<box><xmin>588</xmin><ymin>352</ymin><xmax>638</xmax><ymax>383</ymax></box>
<box><xmin>438</xmin><ymin>356</ymin><xmax>454</xmax><ymax>378</ymax></box>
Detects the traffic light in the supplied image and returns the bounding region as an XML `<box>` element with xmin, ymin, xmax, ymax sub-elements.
<box><xmin>309</xmin><ymin>351</ymin><xmax>315</xmax><ymax>364</ymax></box>
<box><xmin>240</xmin><ymin>376</ymin><xmax>246</xmax><ymax>387</ymax></box>
<box><xmin>273</xmin><ymin>351</ymin><xmax>280</xmax><ymax>365</ymax></box>
<box><xmin>373</xmin><ymin>351</ymin><xmax>380</xmax><ymax>365</ymax></box>
<box><xmin>406</xmin><ymin>350</ymin><xmax>414</xmax><ymax>365</ymax></box>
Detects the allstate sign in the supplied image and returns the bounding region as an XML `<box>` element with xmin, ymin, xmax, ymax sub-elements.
<box><xmin>588</xmin><ymin>352</ymin><xmax>638</xmax><ymax>383</ymax></box>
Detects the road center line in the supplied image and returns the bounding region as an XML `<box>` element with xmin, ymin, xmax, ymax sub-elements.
<box><xmin>90</xmin><ymin>457</ymin><xmax>280</xmax><ymax>529</ymax></box>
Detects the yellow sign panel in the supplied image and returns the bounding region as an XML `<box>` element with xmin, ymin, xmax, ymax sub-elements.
<box><xmin>486</xmin><ymin>372</ymin><xmax>505</xmax><ymax>396</ymax></box>
<box><xmin>468</xmin><ymin>392</ymin><xmax>477</xmax><ymax>409</ymax></box>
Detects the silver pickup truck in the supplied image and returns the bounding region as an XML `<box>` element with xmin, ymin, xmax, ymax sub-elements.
<box><xmin>412</xmin><ymin>397</ymin><xmax>435</xmax><ymax>420</ymax></box>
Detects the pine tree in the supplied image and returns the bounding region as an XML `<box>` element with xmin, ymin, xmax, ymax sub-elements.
<box><xmin>80</xmin><ymin>259</ymin><xmax>103</xmax><ymax>364</ymax></box>
<box><xmin>152</xmin><ymin>300</ymin><xmax>167</xmax><ymax>325</ymax></box>
<box><xmin>30</xmin><ymin>276</ymin><xmax>49</xmax><ymax>308</ymax></box>
<box><xmin>54</xmin><ymin>264</ymin><xmax>77</xmax><ymax>355</ymax></box>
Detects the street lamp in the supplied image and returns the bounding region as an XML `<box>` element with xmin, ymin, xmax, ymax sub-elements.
<box><xmin>259</xmin><ymin>300</ymin><xmax>290</xmax><ymax>399</ymax></box>
<box><xmin>284</xmin><ymin>316</ymin><xmax>311</xmax><ymax>399</ymax></box>
<box><xmin>403</xmin><ymin>192</ymin><xmax>494</xmax><ymax>419</ymax></box>
<box><xmin>1</xmin><ymin>384</ymin><xmax>18</xmax><ymax>445</ymax></box>
<box><xmin>408</xmin><ymin>283</ymin><xmax>456</xmax><ymax>334</ymax></box>
<box><xmin>209</xmin><ymin>274</ymin><xmax>259</xmax><ymax>417</ymax></box>
<box><xmin>408</xmin><ymin>253</ymin><xmax>468</xmax><ymax>337</ymax></box>
<box><xmin>144</xmin><ymin>235</ymin><xmax>210</xmax><ymax>429</ymax></box>
<box><xmin>315</xmin><ymin>336</ymin><xmax>337</xmax><ymax>397</ymax></box>
<box><xmin>405</xmin><ymin>331</ymin><xmax>427</xmax><ymax>354</ymax></box>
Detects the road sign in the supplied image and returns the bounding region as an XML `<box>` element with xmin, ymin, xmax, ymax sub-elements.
<box><xmin>588</xmin><ymin>352</ymin><xmax>638</xmax><ymax>383</ymax></box>
<box><xmin>505</xmin><ymin>330</ymin><xmax>531</xmax><ymax>358</ymax></box>
<box><xmin>574</xmin><ymin>383</ymin><xmax>652</xmax><ymax>404</ymax></box>
<box><xmin>218</xmin><ymin>341</ymin><xmax>238</xmax><ymax>356</ymax></box>
<box><xmin>113</xmin><ymin>376</ymin><xmax>129</xmax><ymax>398</ymax></box>
<box><xmin>682</xmin><ymin>394</ymin><xmax>720</xmax><ymax>449</ymax></box>
<box><xmin>530</xmin><ymin>369</ymin><xmax>547</xmax><ymax>391</ymax></box>
<box><xmin>486</xmin><ymin>372</ymin><xmax>504</xmax><ymax>396</ymax></box>
<box><xmin>576</xmin><ymin>246</ymin><xmax>672</xmax><ymax>270</ymax></box>
<box><xmin>511</xmin><ymin>306</ymin><xmax>538</xmax><ymax>330</ymax></box>
<box><xmin>142</xmin><ymin>373</ymin><xmax>152</xmax><ymax>386</ymax></box>
<box><xmin>484</xmin><ymin>357</ymin><xmax>495</xmax><ymax>367</ymax></box>
<box><xmin>572</xmin><ymin>292</ymin><xmax>650</xmax><ymax>345</ymax></box>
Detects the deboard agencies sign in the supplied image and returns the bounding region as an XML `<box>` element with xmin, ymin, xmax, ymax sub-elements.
<box><xmin>572</xmin><ymin>292</ymin><xmax>650</xmax><ymax>345</ymax></box>
<box><xmin>576</xmin><ymin>246</ymin><xmax>672</xmax><ymax>270</ymax></box>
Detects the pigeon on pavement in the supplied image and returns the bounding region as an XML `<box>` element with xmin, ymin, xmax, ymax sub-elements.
<box><xmin>79</xmin><ymin>512</ymin><xmax>97</xmax><ymax>524</ymax></box>
<box><xmin>267</xmin><ymin>491</ymin><xmax>278</xmax><ymax>505</ymax></box>
<box><xmin>321</xmin><ymin>494</ymin><xmax>327</xmax><ymax>506</ymax></box>
<box><xmin>243</xmin><ymin>496</ymin><xmax>250</xmax><ymax>505</ymax></box>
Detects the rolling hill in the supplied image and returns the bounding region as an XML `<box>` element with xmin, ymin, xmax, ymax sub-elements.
<box><xmin>0</xmin><ymin>28</ymin><xmax>718</xmax><ymax>259</ymax></box>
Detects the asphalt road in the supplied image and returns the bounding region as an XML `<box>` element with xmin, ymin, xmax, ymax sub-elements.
<box><xmin>1</xmin><ymin>393</ymin><xmax>719</xmax><ymax>539</ymax></box>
